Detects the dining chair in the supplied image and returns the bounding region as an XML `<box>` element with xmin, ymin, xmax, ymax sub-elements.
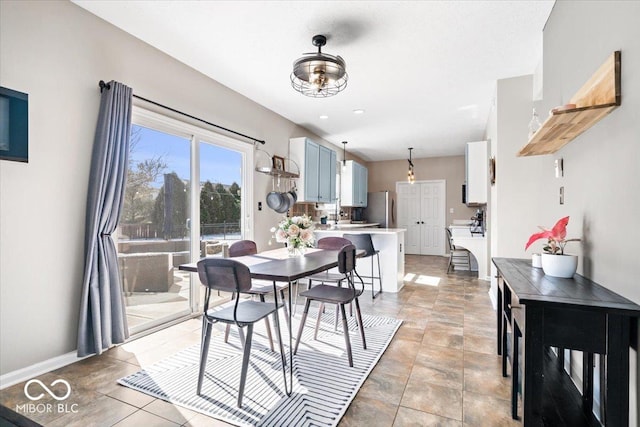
<box><xmin>300</xmin><ymin>236</ymin><xmax>352</xmax><ymax>336</ymax></box>
<box><xmin>293</xmin><ymin>244</ymin><xmax>367</xmax><ymax>367</ymax></box>
<box><xmin>343</xmin><ymin>233</ymin><xmax>382</xmax><ymax>298</ymax></box>
<box><xmin>445</xmin><ymin>228</ymin><xmax>471</xmax><ymax>273</ymax></box>
<box><xmin>196</xmin><ymin>258</ymin><xmax>286</xmax><ymax>407</ymax></box>
<box><xmin>227</xmin><ymin>240</ymin><xmax>291</xmax><ymax>351</ymax></box>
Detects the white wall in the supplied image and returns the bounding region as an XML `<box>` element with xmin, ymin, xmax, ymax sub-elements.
<box><xmin>489</xmin><ymin>1</ymin><xmax>640</xmax><ymax>422</ymax></box>
<box><xmin>0</xmin><ymin>0</ymin><xmax>340</xmax><ymax>376</ymax></box>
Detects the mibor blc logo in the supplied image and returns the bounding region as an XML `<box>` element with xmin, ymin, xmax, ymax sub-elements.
<box><xmin>16</xmin><ymin>378</ymin><xmax>79</xmax><ymax>414</ymax></box>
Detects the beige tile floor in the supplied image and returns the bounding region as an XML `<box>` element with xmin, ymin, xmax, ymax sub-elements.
<box><xmin>1</xmin><ymin>255</ymin><xmax>519</xmax><ymax>426</ymax></box>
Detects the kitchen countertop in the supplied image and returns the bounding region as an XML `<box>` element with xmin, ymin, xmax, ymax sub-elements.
<box><xmin>315</xmin><ymin>227</ymin><xmax>405</xmax><ymax>234</ymax></box>
<box><xmin>315</xmin><ymin>222</ymin><xmax>379</xmax><ymax>230</ymax></box>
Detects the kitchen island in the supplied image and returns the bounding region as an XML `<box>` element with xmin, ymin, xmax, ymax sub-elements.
<box><xmin>314</xmin><ymin>228</ymin><xmax>405</xmax><ymax>293</ymax></box>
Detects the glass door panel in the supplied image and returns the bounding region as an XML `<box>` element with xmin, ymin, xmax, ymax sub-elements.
<box><xmin>117</xmin><ymin>124</ymin><xmax>192</xmax><ymax>333</ymax></box>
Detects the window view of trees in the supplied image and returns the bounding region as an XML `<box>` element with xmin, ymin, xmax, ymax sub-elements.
<box><xmin>119</xmin><ymin>125</ymin><xmax>242</xmax><ymax>241</ymax></box>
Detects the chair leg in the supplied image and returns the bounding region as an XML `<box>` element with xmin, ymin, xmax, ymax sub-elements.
<box><xmin>197</xmin><ymin>320</ymin><xmax>213</xmax><ymax>395</ymax></box>
<box><xmin>375</xmin><ymin>253</ymin><xmax>383</xmax><ymax>297</ymax></box>
<box><xmin>339</xmin><ymin>304</ymin><xmax>354</xmax><ymax>367</ymax></box>
<box><xmin>224</xmin><ymin>324</ymin><xmax>231</xmax><ymax>343</ymax></box>
<box><xmin>237</xmin><ymin>324</ymin><xmax>253</xmax><ymax>408</ymax></box>
<box><xmin>259</xmin><ymin>294</ymin><xmax>275</xmax><ymax>352</ymax></box>
<box><xmin>447</xmin><ymin>254</ymin><xmax>453</xmax><ymax>273</ymax></box>
<box><xmin>354</xmin><ymin>297</ymin><xmax>367</xmax><ymax>350</ymax></box>
<box><xmin>294</xmin><ymin>299</ymin><xmax>311</xmax><ymax>355</ymax></box>
<box><xmin>314</xmin><ymin>302</ymin><xmax>324</xmax><ymax>340</ymax></box>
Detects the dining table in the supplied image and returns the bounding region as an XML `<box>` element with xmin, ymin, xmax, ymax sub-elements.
<box><xmin>178</xmin><ymin>246</ymin><xmax>360</xmax><ymax>397</ymax></box>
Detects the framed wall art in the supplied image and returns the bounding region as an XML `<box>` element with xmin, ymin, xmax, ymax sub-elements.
<box><xmin>0</xmin><ymin>86</ymin><xmax>29</xmax><ymax>163</ymax></box>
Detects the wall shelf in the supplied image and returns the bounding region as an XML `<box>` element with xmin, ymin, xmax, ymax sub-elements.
<box><xmin>518</xmin><ymin>51</ymin><xmax>620</xmax><ymax>157</ymax></box>
<box><xmin>254</xmin><ymin>147</ymin><xmax>299</xmax><ymax>178</ymax></box>
<box><xmin>254</xmin><ymin>166</ymin><xmax>299</xmax><ymax>179</ymax></box>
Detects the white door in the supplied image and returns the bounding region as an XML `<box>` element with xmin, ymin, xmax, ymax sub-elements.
<box><xmin>397</xmin><ymin>183</ymin><xmax>421</xmax><ymax>254</ymax></box>
<box><xmin>420</xmin><ymin>181</ymin><xmax>445</xmax><ymax>255</ymax></box>
<box><xmin>397</xmin><ymin>180</ymin><xmax>446</xmax><ymax>256</ymax></box>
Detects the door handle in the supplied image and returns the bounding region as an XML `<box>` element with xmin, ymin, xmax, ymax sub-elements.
<box><xmin>416</xmin><ymin>221</ymin><xmax>420</xmax><ymax>224</ymax></box>
<box><xmin>421</xmin><ymin>221</ymin><xmax>424</xmax><ymax>224</ymax></box>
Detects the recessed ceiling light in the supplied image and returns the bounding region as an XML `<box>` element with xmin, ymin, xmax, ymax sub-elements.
<box><xmin>353</xmin><ymin>109</ymin><xmax>365</xmax><ymax>114</ymax></box>
<box><xmin>319</xmin><ymin>114</ymin><xmax>329</xmax><ymax>119</ymax></box>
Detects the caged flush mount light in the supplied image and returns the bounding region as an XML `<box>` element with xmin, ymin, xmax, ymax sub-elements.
<box><xmin>291</xmin><ymin>35</ymin><xmax>348</xmax><ymax>98</ymax></box>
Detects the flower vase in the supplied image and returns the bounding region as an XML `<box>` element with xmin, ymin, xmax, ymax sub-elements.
<box><xmin>287</xmin><ymin>245</ymin><xmax>305</xmax><ymax>257</ymax></box>
<box><xmin>541</xmin><ymin>253</ymin><xmax>578</xmax><ymax>278</ymax></box>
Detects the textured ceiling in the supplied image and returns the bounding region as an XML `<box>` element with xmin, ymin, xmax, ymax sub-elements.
<box><xmin>73</xmin><ymin>0</ymin><xmax>555</xmax><ymax>161</ymax></box>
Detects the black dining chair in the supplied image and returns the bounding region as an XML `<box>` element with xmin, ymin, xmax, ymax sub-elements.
<box><xmin>293</xmin><ymin>244</ymin><xmax>367</xmax><ymax>367</ymax></box>
<box><xmin>227</xmin><ymin>240</ymin><xmax>291</xmax><ymax>351</ymax></box>
<box><xmin>196</xmin><ymin>258</ymin><xmax>286</xmax><ymax>408</ymax></box>
<box><xmin>343</xmin><ymin>233</ymin><xmax>382</xmax><ymax>298</ymax></box>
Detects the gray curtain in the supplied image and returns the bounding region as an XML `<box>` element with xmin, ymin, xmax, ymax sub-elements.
<box><xmin>77</xmin><ymin>81</ymin><xmax>132</xmax><ymax>357</ymax></box>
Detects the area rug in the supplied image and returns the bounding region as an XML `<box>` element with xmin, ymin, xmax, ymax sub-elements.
<box><xmin>118</xmin><ymin>309</ymin><xmax>401</xmax><ymax>426</ymax></box>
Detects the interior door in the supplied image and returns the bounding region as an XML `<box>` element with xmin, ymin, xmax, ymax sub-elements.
<box><xmin>420</xmin><ymin>181</ymin><xmax>445</xmax><ymax>255</ymax></box>
<box><xmin>397</xmin><ymin>183</ymin><xmax>421</xmax><ymax>254</ymax></box>
<box><xmin>397</xmin><ymin>180</ymin><xmax>446</xmax><ymax>256</ymax></box>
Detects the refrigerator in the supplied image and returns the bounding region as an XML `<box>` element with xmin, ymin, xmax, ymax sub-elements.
<box><xmin>364</xmin><ymin>191</ymin><xmax>396</xmax><ymax>228</ymax></box>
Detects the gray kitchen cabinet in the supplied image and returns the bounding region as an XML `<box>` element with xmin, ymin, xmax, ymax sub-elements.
<box><xmin>289</xmin><ymin>137</ymin><xmax>337</xmax><ymax>203</ymax></box>
<box><xmin>341</xmin><ymin>160</ymin><xmax>368</xmax><ymax>207</ymax></box>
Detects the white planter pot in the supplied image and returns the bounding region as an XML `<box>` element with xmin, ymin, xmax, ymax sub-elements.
<box><xmin>541</xmin><ymin>253</ymin><xmax>578</xmax><ymax>278</ymax></box>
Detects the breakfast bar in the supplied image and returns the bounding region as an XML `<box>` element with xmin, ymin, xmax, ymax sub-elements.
<box><xmin>314</xmin><ymin>228</ymin><xmax>405</xmax><ymax>293</ymax></box>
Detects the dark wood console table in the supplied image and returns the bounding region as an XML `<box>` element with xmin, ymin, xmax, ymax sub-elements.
<box><xmin>493</xmin><ymin>258</ymin><xmax>640</xmax><ymax>426</ymax></box>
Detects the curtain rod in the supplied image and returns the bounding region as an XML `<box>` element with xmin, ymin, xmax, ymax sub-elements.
<box><xmin>98</xmin><ymin>80</ymin><xmax>265</xmax><ymax>145</ymax></box>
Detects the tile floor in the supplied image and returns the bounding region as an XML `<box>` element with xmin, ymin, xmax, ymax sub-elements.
<box><xmin>0</xmin><ymin>255</ymin><xmax>519</xmax><ymax>426</ymax></box>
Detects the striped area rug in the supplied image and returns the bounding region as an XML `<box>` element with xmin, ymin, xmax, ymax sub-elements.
<box><xmin>118</xmin><ymin>309</ymin><xmax>401</xmax><ymax>426</ymax></box>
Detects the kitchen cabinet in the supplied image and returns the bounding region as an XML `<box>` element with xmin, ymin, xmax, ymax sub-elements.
<box><xmin>289</xmin><ymin>137</ymin><xmax>336</xmax><ymax>203</ymax></box>
<box><xmin>341</xmin><ymin>160</ymin><xmax>368</xmax><ymax>207</ymax></box>
<box><xmin>465</xmin><ymin>140</ymin><xmax>488</xmax><ymax>205</ymax></box>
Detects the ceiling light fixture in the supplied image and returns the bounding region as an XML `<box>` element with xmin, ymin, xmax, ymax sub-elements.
<box><xmin>342</xmin><ymin>141</ymin><xmax>348</xmax><ymax>166</ymax></box>
<box><xmin>319</xmin><ymin>114</ymin><xmax>329</xmax><ymax>119</ymax></box>
<box><xmin>353</xmin><ymin>109</ymin><xmax>365</xmax><ymax>114</ymax></box>
<box><xmin>407</xmin><ymin>147</ymin><xmax>416</xmax><ymax>184</ymax></box>
<box><xmin>291</xmin><ymin>34</ymin><xmax>348</xmax><ymax>98</ymax></box>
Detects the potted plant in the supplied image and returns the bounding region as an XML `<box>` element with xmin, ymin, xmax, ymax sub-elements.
<box><xmin>525</xmin><ymin>216</ymin><xmax>580</xmax><ymax>278</ymax></box>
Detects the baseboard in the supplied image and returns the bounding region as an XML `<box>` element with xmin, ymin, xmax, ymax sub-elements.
<box><xmin>0</xmin><ymin>351</ymin><xmax>88</xmax><ymax>390</ymax></box>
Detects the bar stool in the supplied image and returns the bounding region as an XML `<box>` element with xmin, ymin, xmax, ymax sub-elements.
<box><xmin>344</xmin><ymin>233</ymin><xmax>382</xmax><ymax>298</ymax></box>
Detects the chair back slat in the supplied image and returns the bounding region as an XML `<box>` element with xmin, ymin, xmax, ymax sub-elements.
<box><xmin>344</xmin><ymin>233</ymin><xmax>376</xmax><ymax>257</ymax></box>
<box><xmin>197</xmin><ymin>258</ymin><xmax>252</xmax><ymax>293</ymax></box>
<box><xmin>445</xmin><ymin>228</ymin><xmax>455</xmax><ymax>251</ymax></box>
<box><xmin>229</xmin><ymin>240</ymin><xmax>258</xmax><ymax>257</ymax></box>
<box><xmin>338</xmin><ymin>244</ymin><xmax>356</xmax><ymax>274</ymax></box>
<box><xmin>317</xmin><ymin>236</ymin><xmax>351</xmax><ymax>250</ymax></box>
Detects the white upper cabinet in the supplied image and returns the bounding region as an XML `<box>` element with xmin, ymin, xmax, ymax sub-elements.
<box><xmin>289</xmin><ymin>137</ymin><xmax>337</xmax><ymax>203</ymax></box>
<box><xmin>465</xmin><ymin>140</ymin><xmax>488</xmax><ymax>205</ymax></box>
<box><xmin>341</xmin><ymin>160</ymin><xmax>368</xmax><ymax>207</ymax></box>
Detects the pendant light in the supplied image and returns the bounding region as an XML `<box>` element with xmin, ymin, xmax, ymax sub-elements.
<box><xmin>342</xmin><ymin>141</ymin><xmax>348</xmax><ymax>166</ymax></box>
<box><xmin>407</xmin><ymin>148</ymin><xmax>416</xmax><ymax>184</ymax></box>
<box><xmin>291</xmin><ymin>35</ymin><xmax>348</xmax><ymax>98</ymax></box>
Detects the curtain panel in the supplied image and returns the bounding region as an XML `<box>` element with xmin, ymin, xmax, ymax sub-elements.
<box><xmin>77</xmin><ymin>81</ymin><xmax>132</xmax><ymax>357</ymax></box>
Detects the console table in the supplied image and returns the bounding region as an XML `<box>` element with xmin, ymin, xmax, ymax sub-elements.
<box><xmin>493</xmin><ymin>258</ymin><xmax>640</xmax><ymax>426</ymax></box>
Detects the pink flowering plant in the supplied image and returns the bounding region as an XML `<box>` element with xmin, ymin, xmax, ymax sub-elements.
<box><xmin>524</xmin><ymin>216</ymin><xmax>580</xmax><ymax>255</ymax></box>
<box><xmin>271</xmin><ymin>214</ymin><xmax>315</xmax><ymax>249</ymax></box>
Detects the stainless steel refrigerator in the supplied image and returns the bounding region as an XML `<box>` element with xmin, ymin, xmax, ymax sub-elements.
<box><xmin>364</xmin><ymin>191</ymin><xmax>396</xmax><ymax>228</ymax></box>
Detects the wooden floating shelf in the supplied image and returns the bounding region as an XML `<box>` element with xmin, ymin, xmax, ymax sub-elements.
<box><xmin>518</xmin><ymin>51</ymin><xmax>621</xmax><ymax>157</ymax></box>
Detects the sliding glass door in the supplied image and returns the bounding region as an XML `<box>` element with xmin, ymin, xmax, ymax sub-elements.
<box><xmin>116</xmin><ymin>107</ymin><xmax>252</xmax><ymax>334</ymax></box>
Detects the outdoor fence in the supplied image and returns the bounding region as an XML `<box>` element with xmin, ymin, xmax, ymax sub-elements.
<box><xmin>119</xmin><ymin>221</ymin><xmax>241</xmax><ymax>240</ymax></box>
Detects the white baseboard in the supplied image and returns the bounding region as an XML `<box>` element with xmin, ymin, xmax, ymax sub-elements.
<box><xmin>0</xmin><ymin>350</ymin><xmax>88</xmax><ymax>390</ymax></box>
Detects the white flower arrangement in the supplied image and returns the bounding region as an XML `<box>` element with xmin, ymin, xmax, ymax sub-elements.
<box><xmin>271</xmin><ymin>215</ymin><xmax>315</xmax><ymax>249</ymax></box>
